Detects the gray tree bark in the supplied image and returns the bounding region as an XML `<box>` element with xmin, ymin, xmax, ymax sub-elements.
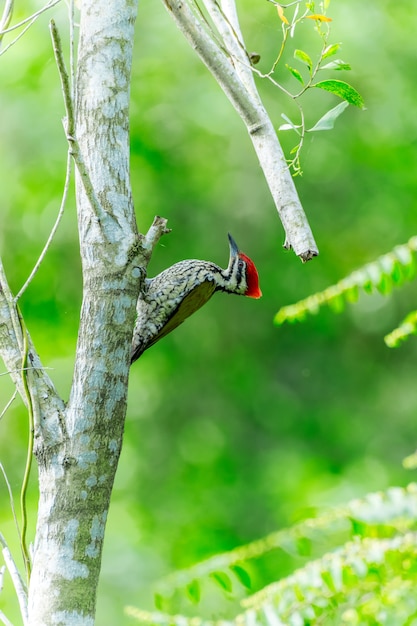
<box><xmin>26</xmin><ymin>0</ymin><xmax>142</xmax><ymax>623</ymax></box>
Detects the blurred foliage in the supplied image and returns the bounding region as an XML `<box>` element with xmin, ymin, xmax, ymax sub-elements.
<box><xmin>0</xmin><ymin>1</ymin><xmax>417</xmax><ymax>625</ymax></box>
<box><xmin>275</xmin><ymin>235</ymin><xmax>417</xmax><ymax>325</ymax></box>
<box><xmin>126</xmin><ymin>484</ymin><xmax>417</xmax><ymax>624</ymax></box>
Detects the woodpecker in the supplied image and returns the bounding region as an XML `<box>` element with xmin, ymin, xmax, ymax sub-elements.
<box><xmin>131</xmin><ymin>234</ymin><xmax>261</xmax><ymax>362</ymax></box>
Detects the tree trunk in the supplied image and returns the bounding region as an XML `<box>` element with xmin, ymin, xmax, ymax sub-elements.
<box><xmin>27</xmin><ymin>1</ymin><xmax>140</xmax><ymax>623</ymax></box>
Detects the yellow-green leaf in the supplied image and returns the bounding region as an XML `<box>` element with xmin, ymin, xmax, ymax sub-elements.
<box><xmin>230</xmin><ymin>564</ymin><xmax>252</xmax><ymax>589</ymax></box>
<box><xmin>186</xmin><ymin>579</ymin><xmax>200</xmax><ymax>604</ymax></box>
<box><xmin>286</xmin><ymin>64</ymin><xmax>304</xmax><ymax>84</ymax></box>
<box><xmin>210</xmin><ymin>571</ymin><xmax>233</xmax><ymax>593</ymax></box>
<box><xmin>294</xmin><ymin>48</ymin><xmax>313</xmax><ymax>71</ymax></box>
<box><xmin>314</xmin><ymin>79</ymin><xmax>365</xmax><ymax>108</ymax></box>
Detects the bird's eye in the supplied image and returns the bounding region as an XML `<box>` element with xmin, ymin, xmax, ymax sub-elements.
<box><xmin>238</xmin><ymin>259</ymin><xmax>245</xmax><ymax>270</ymax></box>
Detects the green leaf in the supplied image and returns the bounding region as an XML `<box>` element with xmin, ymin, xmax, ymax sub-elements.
<box><xmin>230</xmin><ymin>564</ymin><xmax>252</xmax><ymax>590</ymax></box>
<box><xmin>296</xmin><ymin>536</ymin><xmax>312</xmax><ymax>557</ymax></box>
<box><xmin>327</xmin><ymin>292</ymin><xmax>345</xmax><ymax>313</ymax></box>
<box><xmin>294</xmin><ymin>48</ymin><xmax>313</xmax><ymax>71</ymax></box>
<box><xmin>376</xmin><ymin>271</ymin><xmax>393</xmax><ymax>295</ymax></box>
<box><xmin>154</xmin><ymin>593</ymin><xmax>164</xmax><ymax>611</ymax></box>
<box><xmin>385</xmin><ymin>310</ymin><xmax>417</xmax><ymax>348</ymax></box>
<box><xmin>285</xmin><ymin>63</ymin><xmax>304</xmax><ymax>84</ymax></box>
<box><xmin>279</xmin><ymin>113</ymin><xmax>301</xmax><ymax>134</ymax></box>
<box><xmin>343</xmin><ymin>283</ymin><xmax>360</xmax><ymax>303</ymax></box>
<box><xmin>186</xmin><ymin>579</ymin><xmax>200</xmax><ymax>604</ymax></box>
<box><xmin>320</xmin><ymin>59</ymin><xmax>351</xmax><ymax>71</ymax></box>
<box><xmin>321</xmin><ymin>569</ymin><xmax>337</xmax><ymax>592</ymax></box>
<box><xmin>366</xmin><ymin>262</ymin><xmax>383</xmax><ymax>292</ymax></box>
<box><xmin>313</xmin><ymin>79</ymin><xmax>365</xmax><ymax>108</ymax></box>
<box><xmin>308</xmin><ymin>101</ymin><xmax>349</xmax><ymax>132</ymax></box>
<box><xmin>322</xmin><ymin>43</ymin><xmax>341</xmax><ymax>59</ymax></box>
<box><xmin>210</xmin><ymin>571</ymin><xmax>233</xmax><ymax>593</ymax></box>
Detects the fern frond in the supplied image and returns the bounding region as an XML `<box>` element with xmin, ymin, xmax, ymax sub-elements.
<box><xmin>153</xmin><ymin>484</ymin><xmax>417</xmax><ymax>608</ymax></box>
<box><xmin>243</xmin><ymin>532</ymin><xmax>417</xmax><ymax>624</ymax></box>
<box><xmin>384</xmin><ymin>308</ymin><xmax>417</xmax><ymax>347</ymax></box>
<box><xmin>126</xmin><ymin>532</ymin><xmax>417</xmax><ymax>626</ymax></box>
<box><xmin>275</xmin><ymin>235</ymin><xmax>417</xmax><ymax>324</ymax></box>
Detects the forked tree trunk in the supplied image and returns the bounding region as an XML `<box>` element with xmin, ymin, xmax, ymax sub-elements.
<box><xmin>27</xmin><ymin>1</ymin><xmax>140</xmax><ymax>623</ymax></box>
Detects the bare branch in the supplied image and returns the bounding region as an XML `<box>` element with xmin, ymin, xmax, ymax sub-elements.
<box><xmin>0</xmin><ymin>608</ymin><xmax>14</xmax><ymax>626</ymax></box>
<box><xmin>0</xmin><ymin>461</ymin><xmax>21</xmax><ymax>547</ymax></box>
<box><xmin>201</xmin><ymin>0</ymin><xmax>255</xmax><ymax>95</ymax></box>
<box><xmin>0</xmin><ymin>532</ymin><xmax>28</xmax><ymax>626</ymax></box>
<box><xmin>0</xmin><ymin>0</ymin><xmax>61</xmax><ymax>36</ymax></box>
<box><xmin>16</xmin><ymin>151</ymin><xmax>72</xmax><ymax>301</ymax></box>
<box><xmin>0</xmin><ymin>390</ymin><xmax>17</xmax><ymax>421</ymax></box>
<box><xmin>140</xmin><ymin>216</ymin><xmax>171</xmax><ymax>264</ymax></box>
<box><xmin>50</xmin><ymin>19</ymin><xmax>107</xmax><ymax>226</ymax></box>
<box><xmin>162</xmin><ymin>0</ymin><xmax>318</xmax><ymax>261</ymax></box>
<box><xmin>0</xmin><ymin>0</ymin><xmax>61</xmax><ymax>57</ymax></box>
<box><xmin>0</xmin><ymin>0</ymin><xmax>13</xmax><ymax>46</ymax></box>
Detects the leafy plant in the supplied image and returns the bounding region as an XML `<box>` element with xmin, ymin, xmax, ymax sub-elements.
<box><xmin>126</xmin><ymin>484</ymin><xmax>417</xmax><ymax>624</ymax></box>
<box><xmin>275</xmin><ymin>235</ymin><xmax>417</xmax><ymax>348</ymax></box>
<box><xmin>254</xmin><ymin>0</ymin><xmax>365</xmax><ymax>174</ymax></box>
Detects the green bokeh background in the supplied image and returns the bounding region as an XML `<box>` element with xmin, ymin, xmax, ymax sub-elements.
<box><xmin>1</xmin><ymin>0</ymin><xmax>416</xmax><ymax>623</ymax></box>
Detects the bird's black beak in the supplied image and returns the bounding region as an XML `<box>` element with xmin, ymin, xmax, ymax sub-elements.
<box><xmin>227</xmin><ymin>233</ymin><xmax>239</xmax><ymax>261</ymax></box>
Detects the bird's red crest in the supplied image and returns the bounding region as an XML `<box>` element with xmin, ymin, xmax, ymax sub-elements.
<box><xmin>239</xmin><ymin>252</ymin><xmax>262</xmax><ymax>299</ymax></box>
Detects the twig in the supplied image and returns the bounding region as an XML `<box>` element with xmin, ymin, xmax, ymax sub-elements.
<box><xmin>68</xmin><ymin>0</ymin><xmax>76</xmax><ymax>103</ymax></box>
<box><xmin>0</xmin><ymin>390</ymin><xmax>17</xmax><ymax>420</ymax></box>
<box><xmin>49</xmin><ymin>19</ymin><xmax>106</xmax><ymax>222</ymax></box>
<box><xmin>15</xmin><ymin>151</ymin><xmax>72</xmax><ymax>301</ymax></box>
<box><xmin>49</xmin><ymin>20</ymin><xmax>74</xmax><ymax>136</ymax></box>
<box><xmin>0</xmin><ymin>532</ymin><xmax>28</xmax><ymax>626</ymax></box>
<box><xmin>0</xmin><ymin>0</ymin><xmax>61</xmax><ymax>57</ymax></box>
<box><xmin>0</xmin><ymin>0</ymin><xmax>13</xmax><ymax>47</ymax></box>
<box><xmin>0</xmin><ymin>608</ymin><xmax>14</xmax><ymax>626</ymax></box>
<box><xmin>0</xmin><ymin>461</ymin><xmax>21</xmax><ymax>543</ymax></box>
<box><xmin>0</xmin><ymin>0</ymin><xmax>61</xmax><ymax>36</ymax></box>
<box><xmin>140</xmin><ymin>216</ymin><xmax>171</xmax><ymax>263</ymax></box>
<box><xmin>17</xmin><ymin>311</ymin><xmax>34</xmax><ymax>583</ymax></box>
<box><xmin>204</xmin><ymin>0</ymin><xmax>256</xmax><ymax>96</ymax></box>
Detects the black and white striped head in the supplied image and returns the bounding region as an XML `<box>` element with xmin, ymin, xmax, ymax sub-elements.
<box><xmin>220</xmin><ymin>234</ymin><xmax>262</xmax><ymax>298</ymax></box>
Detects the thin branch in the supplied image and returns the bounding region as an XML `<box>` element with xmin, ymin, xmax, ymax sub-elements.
<box><xmin>162</xmin><ymin>0</ymin><xmax>318</xmax><ymax>260</ymax></box>
<box><xmin>140</xmin><ymin>216</ymin><xmax>171</xmax><ymax>262</ymax></box>
<box><xmin>0</xmin><ymin>533</ymin><xmax>28</xmax><ymax>626</ymax></box>
<box><xmin>0</xmin><ymin>0</ymin><xmax>61</xmax><ymax>57</ymax></box>
<box><xmin>0</xmin><ymin>461</ymin><xmax>21</xmax><ymax>544</ymax></box>
<box><xmin>68</xmin><ymin>0</ymin><xmax>76</xmax><ymax>103</ymax></box>
<box><xmin>0</xmin><ymin>390</ymin><xmax>17</xmax><ymax>420</ymax></box>
<box><xmin>0</xmin><ymin>0</ymin><xmax>13</xmax><ymax>47</ymax></box>
<box><xmin>0</xmin><ymin>16</ymin><xmax>36</xmax><ymax>57</ymax></box>
<box><xmin>17</xmin><ymin>313</ymin><xmax>34</xmax><ymax>583</ymax></box>
<box><xmin>49</xmin><ymin>19</ymin><xmax>74</xmax><ymax>136</ymax></box>
<box><xmin>0</xmin><ymin>0</ymin><xmax>61</xmax><ymax>36</ymax></box>
<box><xmin>49</xmin><ymin>19</ymin><xmax>107</xmax><ymax>224</ymax></box>
<box><xmin>0</xmin><ymin>608</ymin><xmax>13</xmax><ymax>626</ymax></box>
<box><xmin>202</xmin><ymin>0</ymin><xmax>256</xmax><ymax>97</ymax></box>
<box><xmin>15</xmin><ymin>150</ymin><xmax>72</xmax><ymax>301</ymax></box>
